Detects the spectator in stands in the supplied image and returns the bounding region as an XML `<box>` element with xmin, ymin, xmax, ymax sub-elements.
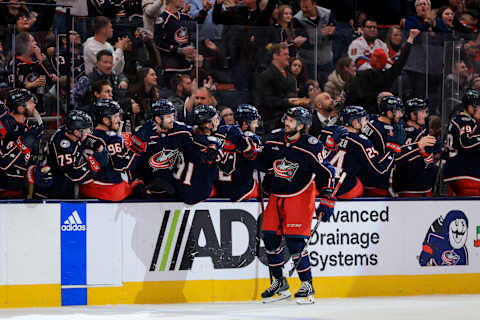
<box><xmin>128</xmin><ymin>67</ymin><xmax>160</xmax><ymax>127</ymax></box>
<box><xmin>321</xmin><ymin>0</ymin><xmax>356</xmax><ymax>63</ymax></box>
<box><xmin>385</xmin><ymin>26</ymin><xmax>404</xmax><ymax>59</ymax></box>
<box><xmin>54</xmin><ymin>0</ymin><xmax>89</xmax><ymax>39</ymax></box>
<box><xmin>83</xmin><ymin>16</ymin><xmax>130</xmax><ymax>75</ymax></box>
<box><xmin>168</xmin><ymin>73</ymin><xmax>193</xmax><ymax>120</ymax></box>
<box><xmin>271</xmin><ymin>5</ymin><xmax>307</xmax><ymax>58</ymax></box>
<box><xmin>71</xmin><ymin>50</ymin><xmax>127</xmax><ymax>113</ymax></box>
<box><xmin>404</xmin><ymin>0</ymin><xmax>446</xmax><ymax>104</ymax></box>
<box><xmin>309</xmin><ymin>92</ymin><xmax>337</xmax><ymax>138</ymax></box>
<box><xmin>183</xmin><ymin>86</ymin><xmax>216</xmax><ymax>124</ymax></box>
<box><xmin>324</xmin><ymin>56</ymin><xmax>355</xmax><ymax>100</ymax></box>
<box><xmin>345</xmin><ymin>29</ymin><xmax>420</xmax><ymax>113</ymax></box>
<box><xmin>289</xmin><ymin>57</ymin><xmax>308</xmax><ymax>97</ymax></box>
<box><xmin>256</xmin><ymin>43</ymin><xmax>301</xmax><ymax>132</ymax></box>
<box><xmin>348</xmin><ymin>18</ymin><xmax>391</xmax><ymax>71</ymax></box>
<box><xmin>219</xmin><ymin>106</ymin><xmax>235</xmax><ymax>125</ymax></box>
<box><xmin>93</xmin><ymin>80</ymin><xmax>114</xmax><ymax>101</ymax></box>
<box><xmin>46</xmin><ymin>31</ymin><xmax>85</xmax><ymax>81</ymax></box>
<box><xmin>142</xmin><ymin>0</ymin><xmax>165</xmax><ymax>39</ymax></box>
<box><xmin>435</xmin><ymin>6</ymin><xmax>455</xmax><ymax>32</ymax></box>
<box><xmin>293</xmin><ymin>0</ymin><xmax>336</xmax><ymax>88</ymax></box>
<box><xmin>186</xmin><ymin>0</ymin><xmax>221</xmax><ymax>43</ymax></box>
<box><xmin>9</xmin><ymin>32</ymin><xmax>56</xmax><ymax>114</ymax></box>
<box><xmin>212</xmin><ymin>0</ymin><xmax>277</xmax><ymax>93</ymax></box>
<box><xmin>444</xmin><ymin>60</ymin><xmax>471</xmax><ymax>115</ymax></box>
<box><xmin>155</xmin><ymin>0</ymin><xmax>208</xmax><ymax>84</ymax></box>
<box><xmin>14</xmin><ymin>9</ymin><xmax>32</xmax><ymax>33</ymax></box>
<box><xmin>472</xmin><ymin>76</ymin><xmax>480</xmax><ymax>91</ymax></box>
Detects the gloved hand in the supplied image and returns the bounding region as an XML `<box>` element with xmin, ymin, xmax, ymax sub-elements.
<box><xmin>225</xmin><ymin>125</ymin><xmax>248</xmax><ymax>151</ymax></box>
<box><xmin>26</xmin><ymin>165</ymin><xmax>53</xmax><ymax>187</ymax></box>
<box><xmin>17</xmin><ymin>124</ymin><xmax>44</xmax><ymax>154</ymax></box>
<box><xmin>243</xmin><ymin>137</ymin><xmax>259</xmax><ymax>160</ymax></box>
<box><xmin>325</xmin><ymin>126</ymin><xmax>348</xmax><ymax>150</ymax></box>
<box><xmin>316</xmin><ymin>189</ymin><xmax>336</xmax><ymax>222</ymax></box>
<box><xmin>88</xmin><ymin>149</ymin><xmax>110</xmax><ymax>172</ymax></box>
<box><xmin>201</xmin><ymin>145</ymin><xmax>221</xmax><ymax>165</ymax></box>
<box><xmin>130</xmin><ymin>120</ymin><xmax>157</xmax><ymax>154</ymax></box>
<box><xmin>425</xmin><ymin>137</ymin><xmax>443</xmax><ymax>154</ymax></box>
<box><xmin>385</xmin><ymin>122</ymin><xmax>407</xmax><ymax>153</ymax></box>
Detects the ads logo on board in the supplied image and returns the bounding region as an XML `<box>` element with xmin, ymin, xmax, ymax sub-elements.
<box><xmin>149</xmin><ymin>208</ymin><xmax>259</xmax><ymax>271</ymax></box>
<box><xmin>61</xmin><ymin>210</ymin><xmax>86</xmax><ymax>232</ymax></box>
<box><xmin>418</xmin><ymin>210</ymin><xmax>468</xmax><ymax>266</ymax></box>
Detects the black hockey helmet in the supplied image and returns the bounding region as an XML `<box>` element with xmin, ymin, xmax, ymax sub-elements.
<box><xmin>6</xmin><ymin>88</ymin><xmax>34</xmax><ymax>112</ymax></box>
<box><xmin>235</xmin><ymin>104</ymin><xmax>261</xmax><ymax>124</ymax></box>
<box><xmin>283</xmin><ymin>106</ymin><xmax>312</xmax><ymax>128</ymax></box>
<box><xmin>379</xmin><ymin>96</ymin><xmax>403</xmax><ymax>115</ymax></box>
<box><xmin>192</xmin><ymin>105</ymin><xmax>217</xmax><ymax>125</ymax></box>
<box><xmin>462</xmin><ymin>89</ymin><xmax>480</xmax><ymax>108</ymax></box>
<box><xmin>341</xmin><ymin>105</ymin><xmax>368</xmax><ymax>126</ymax></box>
<box><xmin>94</xmin><ymin>99</ymin><xmax>121</xmax><ymax>124</ymax></box>
<box><xmin>66</xmin><ymin>110</ymin><xmax>93</xmax><ymax>133</ymax></box>
<box><xmin>405</xmin><ymin>98</ymin><xmax>428</xmax><ymax>114</ymax></box>
<box><xmin>151</xmin><ymin>99</ymin><xmax>176</xmax><ymax>118</ymax></box>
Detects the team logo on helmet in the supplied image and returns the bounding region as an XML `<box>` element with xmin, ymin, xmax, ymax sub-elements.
<box><xmin>149</xmin><ymin>148</ymin><xmax>179</xmax><ymax>170</ymax></box>
<box><xmin>273</xmin><ymin>158</ymin><xmax>299</xmax><ymax>182</ymax></box>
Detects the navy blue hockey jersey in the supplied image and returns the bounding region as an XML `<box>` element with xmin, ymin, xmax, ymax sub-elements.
<box><xmin>154</xmin><ymin>9</ymin><xmax>206</xmax><ymax>72</ymax></box>
<box><xmin>135</xmin><ymin>122</ymin><xmax>201</xmax><ymax>192</ymax></box>
<box><xmin>84</xmin><ymin>128</ymin><xmax>139</xmax><ymax>184</ymax></box>
<box><xmin>172</xmin><ymin>133</ymin><xmax>221</xmax><ymax>204</ymax></box>
<box><xmin>320</xmin><ymin>128</ymin><xmax>395</xmax><ymax>197</ymax></box>
<box><xmin>215</xmin><ymin>130</ymin><xmax>261</xmax><ymax>201</ymax></box>
<box><xmin>444</xmin><ymin>112</ymin><xmax>480</xmax><ymax>182</ymax></box>
<box><xmin>393</xmin><ymin>124</ymin><xmax>437</xmax><ymax>193</ymax></box>
<box><xmin>361</xmin><ymin>115</ymin><xmax>419</xmax><ymax>189</ymax></box>
<box><xmin>0</xmin><ymin>111</ymin><xmax>33</xmax><ymax>191</ymax></box>
<box><xmin>44</xmin><ymin>126</ymin><xmax>94</xmax><ymax>197</ymax></box>
<box><xmin>254</xmin><ymin>129</ymin><xmax>335</xmax><ymax>196</ymax></box>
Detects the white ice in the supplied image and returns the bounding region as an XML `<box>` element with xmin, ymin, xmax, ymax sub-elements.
<box><xmin>0</xmin><ymin>295</ymin><xmax>478</xmax><ymax>320</ymax></box>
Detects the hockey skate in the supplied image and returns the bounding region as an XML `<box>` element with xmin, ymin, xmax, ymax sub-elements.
<box><xmin>261</xmin><ymin>277</ymin><xmax>291</xmax><ymax>303</ymax></box>
<box><xmin>294</xmin><ymin>280</ymin><xmax>315</xmax><ymax>304</ymax></box>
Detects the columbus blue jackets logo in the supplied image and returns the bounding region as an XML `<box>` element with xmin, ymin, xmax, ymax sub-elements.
<box><xmin>418</xmin><ymin>210</ymin><xmax>469</xmax><ymax>266</ymax></box>
<box><xmin>149</xmin><ymin>148</ymin><xmax>179</xmax><ymax>170</ymax></box>
<box><xmin>174</xmin><ymin>27</ymin><xmax>189</xmax><ymax>44</ymax></box>
<box><xmin>273</xmin><ymin>158</ymin><xmax>299</xmax><ymax>182</ymax></box>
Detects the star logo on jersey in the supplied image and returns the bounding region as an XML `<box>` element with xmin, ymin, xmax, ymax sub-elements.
<box><xmin>273</xmin><ymin>158</ymin><xmax>299</xmax><ymax>182</ymax></box>
<box><xmin>149</xmin><ymin>148</ymin><xmax>179</xmax><ymax>170</ymax></box>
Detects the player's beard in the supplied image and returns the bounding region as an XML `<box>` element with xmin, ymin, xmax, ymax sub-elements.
<box><xmin>285</xmin><ymin>126</ymin><xmax>299</xmax><ymax>137</ymax></box>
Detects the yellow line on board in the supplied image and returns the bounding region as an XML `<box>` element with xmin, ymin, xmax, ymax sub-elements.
<box><xmin>2</xmin><ymin>274</ymin><xmax>480</xmax><ymax>308</ymax></box>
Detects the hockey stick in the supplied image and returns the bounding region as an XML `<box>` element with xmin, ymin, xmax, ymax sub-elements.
<box><xmin>255</xmin><ymin>170</ymin><xmax>273</xmax><ymax>283</ymax></box>
<box><xmin>288</xmin><ymin>171</ymin><xmax>346</xmax><ymax>277</ymax></box>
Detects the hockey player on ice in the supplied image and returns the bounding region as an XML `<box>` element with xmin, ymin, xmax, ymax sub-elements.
<box><xmin>252</xmin><ymin>107</ymin><xmax>337</xmax><ymax>304</ymax></box>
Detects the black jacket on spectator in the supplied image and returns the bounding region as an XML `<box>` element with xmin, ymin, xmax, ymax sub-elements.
<box><xmin>212</xmin><ymin>0</ymin><xmax>277</xmax><ymax>64</ymax></box>
<box><xmin>345</xmin><ymin>42</ymin><xmax>412</xmax><ymax>113</ymax></box>
<box><xmin>256</xmin><ymin>64</ymin><xmax>297</xmax><ymax>132</ymax></box>
<box><xmin>155</xmin><ymin>9</ymin><xmax>206</xmax><ymax>73</ymax></box>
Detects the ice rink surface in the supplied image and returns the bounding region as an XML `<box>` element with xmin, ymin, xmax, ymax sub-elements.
<box><xmin>0</xmin><ymin>295</ymin><xmax>478</xmax><ymax>320</ymax></box>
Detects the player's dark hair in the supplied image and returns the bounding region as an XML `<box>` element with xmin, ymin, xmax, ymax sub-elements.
<box><xmin>96</xmin><ymin>49</ymin><xmax>113</xmax><ymax>62</ymax></box>
<box><xmin>93</xmin><ymin>16</ymin><xmax>111</xmax><ymax>34</ymax></box>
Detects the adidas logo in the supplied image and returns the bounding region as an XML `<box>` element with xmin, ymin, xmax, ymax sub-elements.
<box><xmin>61</xmin><ymin>210</ymin><xmax>86</xmax><ymax>232</ymax></box>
